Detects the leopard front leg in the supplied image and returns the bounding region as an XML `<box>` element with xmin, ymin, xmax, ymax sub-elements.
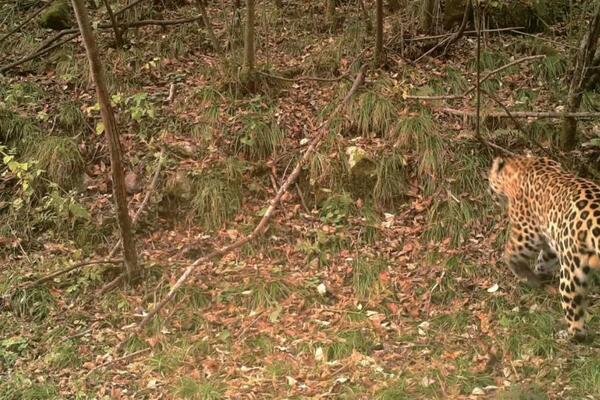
<box><xmin>503</xmin><ymin>226</ymin><xmax>544</xmax><ymax>288</ymax></box>
<box><xmin>558</xmin><ymin>253</ymin><xmax>593</xmax><ymax>342</ymax></box>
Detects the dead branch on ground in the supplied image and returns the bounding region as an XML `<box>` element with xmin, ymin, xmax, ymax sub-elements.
<box><xmin>413</xmin><ymin>0</ymin><xmax>470</xmax><ymax>63</ymax></box>
<box><xmin>404</xmin><ymin>55</ymin><xmax>545</xmax><ymax>100</ymax></box>
<box><xmin>133</xmin><ymin>65</ymin><xmax>367</xmax><ymax>335</ymax></box>
<box><xmin>440</xmin><ymin>108</ymin><xmax>600</xmax><ymax>119</ymax></box>
<box><xmin>0</xmin><ymin>0</ymin><xmax>52</xmax><ymax>45</ymax></box>
<box><xmin>0</xmin><ymin>16</ymin><xmax>204</xmax><ymax>73</ymax></box>
<box><xmin>19</xmin><ymin>259</ymin><xmax>124</xmax><ymax>289</ymax></box>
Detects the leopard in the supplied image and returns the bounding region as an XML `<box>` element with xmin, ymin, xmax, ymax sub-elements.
<box><xmin>488</xmin><ymin>154</ymin><xmax>600</xmax><ymax>341</ymax></box>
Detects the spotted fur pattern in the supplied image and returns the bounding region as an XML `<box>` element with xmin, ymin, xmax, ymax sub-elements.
<box><xmin>488</xmin><ymin>155</ymin><xmax>600</xmax><ymax>341</ymax></box>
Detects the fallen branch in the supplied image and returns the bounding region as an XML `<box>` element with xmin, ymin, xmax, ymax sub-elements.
<box><xmin>85</xmin><ymin>348</ymin><xmax>151</xmax><ymax>378</ymax></box>
<box><xmin>385</xmin><ymin>26</ymin><xmax>523</xmax><ymax>50</ymax></box>
<box><xmin>0</xmin><ymin>32</ymin><xmax>79</xmax><ymax>74</ymax></box>
<box><xmin>19</xmin><ymin>259</ymin><xmax>124</xmax><ymax>289</ymax></box>
<box><xmin>480</xmin><ymin>88</ymin><xmax>552</xmax><ymax>158</ymax></box>
<box><xmin>405</xmin><ymin>55</ymin><xmax>545</xmax><ymax>100</ymax></box>
<box><xmin>257</xmin><ymin>70</ymin><xmax>349</xmax><ymax>83</ymax></box>
<box><xmin>440</xmin><ymin>108</ymin><xmax>600</xmax><ymax>119</ymax></box>
<box><xmin>481</xmin><ymin>88</ymin><xmax>600</xmax><ymax>180</ymax></box>
<box><xmin>0</xmin><ymin>0</ymin><xmax>52</xmax><ymax>45</ymax></box>
<box><xmin>442</xmin><ymin>0</ymin><xmax>470</xmax><ymax>56</ymax></box>
<box><xmin>1</xmin><ymin>17</ymin><xmax>203</xmax><ymax>73</ymax></box>
<box><xmin>95</xmin><ymin>153</ymin><xmax>165</xmax><ymax>296</ymax></box>
<box><xmin>113</xmin><ymin>0</ymin><xmax>147</xmax><ymax>18</ymax></box>
<box><xmin>134</xmin><ymin>65</ymin><xmax>368</xmax><ymax>333</ymax></box>
<box><xmin>108</xmin><ymin>151</ymin><xmax>165</xmax><ymax>259</ymax></box>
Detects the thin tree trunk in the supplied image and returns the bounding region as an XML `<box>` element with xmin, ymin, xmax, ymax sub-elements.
<box><xmin>70</xmin><ymin>0</ymin><xmax>139</xmax><ymax>280</ymax></box>
<box><xmin>358</xmin><ymin>0</ymin><xmax>372</xmax><ymax>32</ymax></box>
<box><xmin>244</xmin><ymin>0</ymin><xmax>255</xmax><ymax>79</ymax></box>
<box><xmin>386</xmin><ymin>0</ymin><xmax>401</xmax><ymax>12</ymax></box>
<box><xmin>561</xmin><ymin>2</ymin><xmax>600</xmax><ymax>150</ymax></box>
<box><xmin>326</xmin><ymin>0</ymin><xmax>336</xmax><ymax>28</ymax></box>
<box><xmin>375</xmin><ymin>0</ymin><xmax>384</xmax><ymax>66</ymax></box>
<box><xmin>421</xmin><ymin>0</ymin><xmax>436</xmax><ymax>34</ymax></box>
<box><xmin>101</xmin><ymin>0</ymin><xmax>124</xmax><ymax>45</ymax></box>
<box><xmin>196</xmin><ymin>0</ymin><xmax>222</xmax><ymax>54</ymax></box>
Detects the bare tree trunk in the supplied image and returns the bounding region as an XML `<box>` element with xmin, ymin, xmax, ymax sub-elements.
<box><xmin>244</xmin><ymin>0</ymin><xmax>255</xmax><ymax>80</ymax></box>
<box><xmin>375</xmin><ymin>0</ymin><xmax>384</xmax><ymax>66</ymax></box>
<box><xmin>420</xmin><ymin>0</ymin><xmax>436</xmax><ymax>34</ymax></box>
<box><xmin>70</xmin><ymin>0</ymin><xmax>139</xmax><ymax>280</ymax></box>
<box><xmin>326</xmin><ymin>0</ymin><xmax>336</xmax><ymax>28</ymax></box>
<box><xmin>386</xmin><ymin>0</ymin><xmax>401</xmax><ymax>12</ymax></box>
<box><xmin>358</xmin><ymin>0</ymin><xmax>372</xmax><ymax>32</ymax></box>
<box><xmin>561</xmin><ymin>2</ymin><xmax>600</xmax><ymax>150</ymax></box>
<box><xmin>101</xmin><ymin>0</ymin><xmax>124</xmax><ymax>45</ymax></box>
<box><xmin>196</xmin><ymin>0</ymin><xmax>222</xmax><ymax>54</ymax></box>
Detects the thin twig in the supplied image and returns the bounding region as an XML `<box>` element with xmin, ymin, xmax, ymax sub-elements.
<box><xmin>113</xmin><ymin>0</ymin><xmax>147</xmax><ymax>17</ymax></box>
<box><xmin>108</xmin><ymin>151</ymin><xmax>165</xmax><ymax>258</ymax></box>
<box><xmin>442</xmin><ymin>0</ymin><xmax>470</xmax><ymax>55</ymax></box>
<box><xmin>295</xmin><ymin>183</ymin><xmax>310</xmax><ymax>213</ymax></box>
<box><xmin>85</xmin><ymin>348</ymin><xmax>151</xmax><ymax>378</ymax></box>
<box><xmin>1</xmin><ymin>17</ymin><xmax>205</xmax><ymax>73</ymax></box>
<box><xmin>196</xmin><ymin>0</ymin><xmax>222</xmax><ymax>55</ymax></box>
<box><xmin>387</xmin><ymin>27</ymin><xmax>523</xmax><ymax>46</ymax></box>
<box><xmin>480</xmin><ymin>89</ymin><xmax>552</xmax><ymax>158</ymax></box>
<box><xmin>405</xmin><ymin>54</ymin><xmax>545</xmax><ymax>100</ymax></box>
<box><xmin>257</xmin><ymin>70</ymin><xmax>349</xmax><ymax>83</ymax></box>
<box><xmin>20</xmin><ymin>259</ymin><xmax>124</xmax><ymax>289</ymax></box>
<box><xmin>440</xmin><ymin>108</ymin><xmax>600</xmax><ymax>119</ymax></box>
<box><xmin>133</xmin><ymin>65</ymin><xmax>368</xmax><ymax>335</ymax></box>
<box><xmin>481</xmin><ymin>88</ymin><xmax>600</xmax><ymax>180</ymax></box>
<box><xmin>0</xmin><ymin>1</ymin><xmax>52</xmax><ymax>45</ymax></box>
<box><xmin>101</xmin><ymin>0</ymin><xmax>124</xmax><ymax>45</ymax></box>
<box><xmin>0</xmin><ymin>33</ymin><xmax>79</xmax><ymax>73</ymax></box>
<box><xmin>475</xmin><ymin>3</ymin><xmax>482</xmax><ymax>144</ymax></box>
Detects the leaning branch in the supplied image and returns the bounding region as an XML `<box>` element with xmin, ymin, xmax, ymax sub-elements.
<box><xmin>0</xmin><ymin>1</ymin><xmax>52</xmax><ymax>45</ymax></box>
<box><xmin>404</xmin><ymin>55</ymin><xmax>545</xmax><ymax>100</ymax></box>
<box><xmin>440</xmin><ymin>108</ymin><xmax>600</xmax><ymax>119</ymax></box>
<box><xmin>19</xmin><ymin>259</ymin><xmax>124</xmax><ymax>289</ymax></box>
<box><xmin>135</xmin><ymin>65</ymin><xmax>368</xmax><ymax>333</ymax></box>
<box><xmin>0</xmin><ymin>32</ymin><xmax>79</xmax><ymax>73</ymax></box>
<box><xmin>0</xmin><ymin>17</ymin><xmax>203</xmax><ymax>73</ymax></box>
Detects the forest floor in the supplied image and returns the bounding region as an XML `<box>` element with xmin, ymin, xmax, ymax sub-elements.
<box><xmin>2</xmin><ymin>1</ymin><xmax>600</xmax><ymax>399</ymax></box>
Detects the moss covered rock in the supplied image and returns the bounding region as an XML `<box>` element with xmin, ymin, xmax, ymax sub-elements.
<box><xmin>40</xmin><ymin>0</ymin><xmax>72</xmax><ymax>31</ymax></box>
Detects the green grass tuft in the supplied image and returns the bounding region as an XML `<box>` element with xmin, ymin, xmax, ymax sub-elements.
<box><xmin>374</xmin><ymin>150</ymin><xmax>408</xmax><ymax>207</ymax></box>
<box><xmin>56</xmin><ymin>101</ymin><xmax>85</xmax><ymax>134</ymax></box>
<box><xmin>45</xmin><ymin>341</ymin><xmax>81</xmax><ymax>369</ymax></box>
<box><xmin>8</xmin><ymin>286</ymin><xmax>54</xmax><ymax>322</ymax></box>
<box><xmin>569</xmin><ymin>359</ymin><xmax>600</xmax><ymax>398</ymax></box>
<box><xmin>374</xmin><ymin>379</ymin><xmax>409</xmax><ymax>400</ymax></box>
<box><xmin>173</xmin><ymin>377</ymin><xmax>225</xmax><ymax>400</ymax></box>
<box><xmin>27</xmin><ymin>136</ymin><xmax>84</xmax><ymax>192</ymax></box>
<box><xmin>0</xmin><ymin>109</ymin><xmax>41</xmax><ymax>147</ymax></box>
<box><xmin>349</xmin><ymin>91</ymin><xmax>396</xmax><ymax>137</ymax></box>
<box><xmin>535</xmin><ymin>54</ymin><xmax>567</xmax><ymax>82</ymax></box>
<box><xmin>352</xmin><ymin>256</ymin><xmax>387</xmax><ymax>300</ymax></box>
<box><xmin>191</xmin><ymin>162</ymin><xmax>243</xmax><ymax>230</ymax></box>
<box><xmin>396</xmin><ymin>111</ymin><xmax>445</xmax><ymax>195</ymax></box>
<box><xmin>423</xmin><ymin>196</ymin><xmax>478</xmax><ymax>246</ymax></box>
<box><xmin>233</xmin><ymin>114</ymin><xmax>283</xmax><ymax>160</ymax></box>
<box><xmin>246</xmin><ymin>278</ymin><xmax>290</xmax><ymax>309</ymax></box>
<box><xmin>327</xmin><ymin>329</ymin><xmax>376</xmax><ymax>360</ymax></box>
